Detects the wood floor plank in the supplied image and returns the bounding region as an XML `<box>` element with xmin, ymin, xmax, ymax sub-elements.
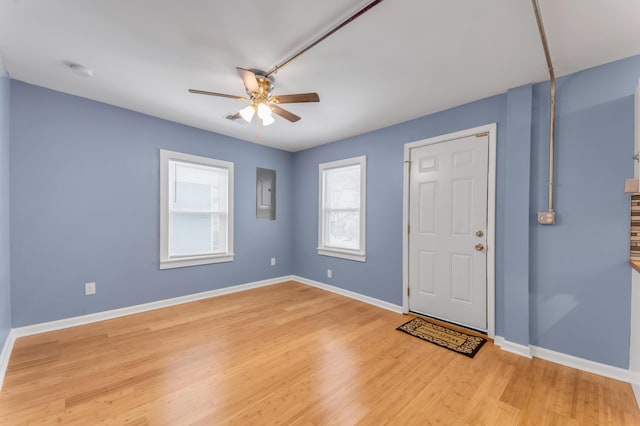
<box><xmin>0</xmin><ymin>281</ymin><xmax>638</xmax><ymax>425</ymax></box>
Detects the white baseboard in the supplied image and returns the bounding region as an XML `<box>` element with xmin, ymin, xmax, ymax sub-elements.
<box><xmin>12</xmin><ymin>275</ymin><xmax>293</xmax><ymax>338</ymax></box>
<box><xmin>4</xmin><ymin>277</ymin><xmax>635</xmax><ymax>397</ymax></box>
<box><xmin>494</xmin><ymin>336</ymin><xmax>532</xmax><ymax>358</ymax></box>
<box><xmin>0</xmin><ymin>329</ymin><xmax>16</xmax><ymax>390</ymax></box>
<box><xmin>10</xmin><ymin>274</ymin><xmax>402</xmax><ymax>339</ymax></box>
<box><xmin>495</xmin><ymin>335</ymin><xmax>632</xmax><ymax>384</ymax></box>
<box><xmin>531</xmin><ymin>345</ymin><xmax>631</xmax><ymax>383</ymax></box>
<box><xmin>292</xmin><ymin>275</ymin><xmax>403</xmax><ymax>314</ymax></box>
<box><xmin>2</xmin><ymin>275</ymin><xmax>398</xmax><ymax>389</ymax></box>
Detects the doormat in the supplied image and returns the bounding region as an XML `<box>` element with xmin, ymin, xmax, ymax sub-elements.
<box><xmin>396</xmin><ymin>317</ymin><xmax>486</xmax><ymax>358</ymax></box>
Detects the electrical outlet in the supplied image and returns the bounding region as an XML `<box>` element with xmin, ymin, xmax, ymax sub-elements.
<box><xmin>327</xmin><ymin>269</ymin><xmax>332</xmax><ymax>279</ymax></box>
<box><xmin>271</xmin><ymin>257</ymin><xmax>276</xmax><ymax>266</ymax></box>
<box><xmin>85</xmin><ymin>282</ymin><xmax>96</xmax><ymax>295</ymax></box>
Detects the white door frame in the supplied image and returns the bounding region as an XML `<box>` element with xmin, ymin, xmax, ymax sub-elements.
<box><xmin>402</xmin><ymin>123</ymin><xmax>497</xmax><ymax>338</ymax></box>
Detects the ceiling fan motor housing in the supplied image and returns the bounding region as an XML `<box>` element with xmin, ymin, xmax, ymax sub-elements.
<box><xmin>250</xmin><ymin>75</ymin><xmax>274</xmax><ymax>100</ymax></box>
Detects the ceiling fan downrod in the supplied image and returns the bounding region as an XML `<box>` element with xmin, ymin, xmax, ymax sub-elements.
<box><xmin>265</xmin><ymin>0</ymin><xmax>384</xmax><ymax>77</ymax></box>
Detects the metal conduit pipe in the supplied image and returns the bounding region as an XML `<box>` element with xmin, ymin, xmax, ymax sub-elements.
<box><xmin>532</xmin><ymin>0</ymin><xmax>557</xmax><ymax>225</ymax></box>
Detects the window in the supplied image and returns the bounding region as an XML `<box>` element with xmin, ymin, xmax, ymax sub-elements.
<box><xmin>318</xmin><ymin>156</ymin><xmax>366</xmax><ymax>262</ymax></box>
<box><xmin>160</xmin><ymin>150</ymin><xmax>233</xmax><ymax>269</ymax></box>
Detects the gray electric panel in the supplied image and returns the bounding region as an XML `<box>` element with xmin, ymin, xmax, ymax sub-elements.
<box><xmin>256</xmin><ymin>168</ymin><xmax>276</xmax><ymax>220</ymax></box>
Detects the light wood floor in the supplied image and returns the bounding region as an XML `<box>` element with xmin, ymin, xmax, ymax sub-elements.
<box><xmin>0</xmin><ymin>281</ymin><xmax>638</xmax><ymax>425</ymax></box>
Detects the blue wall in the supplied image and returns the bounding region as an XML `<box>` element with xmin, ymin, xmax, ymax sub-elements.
<box><xmin>529</xmin><ymin>56</ymin><xmax>640</xmax><ymax>368</ymax></box>
<box><xmin>293</xmin><ymin>55</ymin><xmax>640</xmax><ymax>368</ymax></box>
<box><xmin>10</xmin><ymin>81</ymin><xmax>294</xmax><ymax>326</ymax></box>
<box><xmin>0</xmin><ymin>76</ymin><xmax>11</xmax><ymax>345</ymax></box>
<box><xmin>292</xmin><ymin>94</ymin><xmax>508</xmax><ymax>334</ymax></box>
<box><xmin>7</xmin><ymin>55</ymin><xmax>640</xmax><ymax>369</ymax></box>
<box><xmin>503</xmin><ymin>84</ymin><xmax>533</xmax><ymax>346</ymax></box>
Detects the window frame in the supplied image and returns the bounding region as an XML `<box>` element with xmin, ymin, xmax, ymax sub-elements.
<box><xmin>160</xmin><ymin>149</ymin><xmax>234</xmax><ymax>269</ymax></box>
<box><xmin>317</xmin><ymin>155</ymin><xmax>367</xmax><ymax>262</ymax></box>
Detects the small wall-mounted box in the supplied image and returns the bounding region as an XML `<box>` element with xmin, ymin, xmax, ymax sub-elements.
<box><xmin>537</xmin><ymin>211</ymin><xmax>555</xmax><ymax>225</ymax></box>
<box><xmin>626</xmin><ymin>179</ymin><xmax>640</xmax><ymax>194</ymax></box>
<box><xmin>256</xmin><ymin>168</ymin><xmax>276</xmax><ymax>220</ymax></box>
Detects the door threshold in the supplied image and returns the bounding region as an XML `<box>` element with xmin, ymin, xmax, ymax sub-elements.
<box><xmin>408</xmin><ymin>311</ymin><xmax>488</xmax><ymax>338</ymax></box>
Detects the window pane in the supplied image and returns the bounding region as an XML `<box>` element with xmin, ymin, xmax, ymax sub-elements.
<box><xmin>161</xmin><ymin>150</ymin><xmax>234</xmax><ymax>268</ymax></box>
<box><xmin>170</xmin><ymin>212</ymin><xmax>223</xmax><ymax>256</ymax></box>
<box><xmin>172</xmin><ymin>162</ymin><xmax>225</xmax><ymax>211</ymax></box>
<box><xmin>325</xmin><ymin>210</ymin><xmax>360</xmax><ymax>250</ymax></box>
<box><xmin>325</xmin><ymin>165</ymin><xmax>360</xmax><ymax>209</ymax></box>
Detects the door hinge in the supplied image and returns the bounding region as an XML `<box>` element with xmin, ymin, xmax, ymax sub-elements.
<box><xmin>407</xmin><ymin>224</ymin><xmax>410</xmax><ymax>234</ymax></box>
<box><xmin>476</xmin><ymin>132</ymin><xmax>489</xmax><ymax>138</ymax></box>
<box><xmin>407</xmin><ymin>287</ymin><xmax>410</xmax><ymax>297</ymax></box>
<box><xmin>405</xmin><ymin>160</ymin><xmax>411</xmax><ymax>171</ymax></box>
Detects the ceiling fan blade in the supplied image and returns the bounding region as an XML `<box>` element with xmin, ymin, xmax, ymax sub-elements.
<box><xmin>236</xmin><ymin>67</ymin><xmax>260</xmax><ymax>93</ymax></box>
<box><xmin>189</xmin><ymin>89</ymin><xmax>247</xmax><ymax>100</ymax></box>
<box><xmin>273</xmin><ymin>93</ymin><xmax>320</xmax><ymax>104</ymax></box>
<box><xmin>270</xmin><ymin>105</ymin><xmax>301</xmax><ymax>122</ymax></box>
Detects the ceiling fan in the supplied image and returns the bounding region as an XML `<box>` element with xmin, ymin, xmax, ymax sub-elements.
<box><xmin>188</xmin><ymin>0</ymin><xmax>383</xmax><ymax>127</ymax></box>
<box><xmin>189</xmin><ymin>68</ymin><xmax>319</xmax><ymax>126</ymax></box>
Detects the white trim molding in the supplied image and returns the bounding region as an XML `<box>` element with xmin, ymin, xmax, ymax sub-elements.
<box><xmin>0</xmin><ymin>329</ymin><xmax>16</xmax><ymax>390</ymax></box>
<box><xmin>292</xmin><ymin>275</ymin><xmax>403</xmax><ymax>314</ymax></box>
<box><xmin>1</xmin><ymin>275</ymin><xmax>400</xmax><ymax>387</ymax></box>
<box><xmin>4</xmin><ymin>276</ymin><xmax>636</xmax><ymax>397</ymax></box>
<box><xmin>531</xmin><ymin>345</ymin><xmax>631</xmax><ymax>384</ymax></box>
<box><xmin>159</xmin><ymin>149</ymin><xmax>235</xmax><ymax>270</ymax></box>
<box><xmin>403</xmin><ymin>123</ymin><xmax>497</xmax><ymax>338</ymax></box>
<box><xmin>9</xmin><ymin>275</ymin><xmax>403</xmax><ymax>339</ymax></box>
<box><xmin>493</xmin><ymin>336</ymin><xmax>532</xmax><ymax>358</ymax></box>
<box><xmin>12</xmin><ymin>276</ymin><xmax>291</xmax><ymax>337</ymax></box>
<box><xmin>495</xmin><ymin>335</ymin><xmax>632</xmax><ymax>384</ymax></box>
<box><xmin>317</xmin><ymin>155</ymin><xmax>367</xmax><ymax>262</ymax></box>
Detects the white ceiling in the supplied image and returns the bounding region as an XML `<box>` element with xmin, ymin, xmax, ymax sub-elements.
<box><xmin>1</xmin><ymin>0</ymin><xmax>640</xmax><ymax>152</ymax></box>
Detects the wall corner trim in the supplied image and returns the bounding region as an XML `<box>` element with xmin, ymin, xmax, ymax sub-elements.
<box><xmin>291</xmin><ymin>275</ymin><xmax>403</xmax><ymax>314</ymax></box>
<box><xmin>494</xmin><ymin>336</ymin><xmax>532</xmax><ymax>358</ymax></box>
<box><xmin>0</xmin><ymin>330</ymin><xmax>16</xmax><ymax>390</ymax></box>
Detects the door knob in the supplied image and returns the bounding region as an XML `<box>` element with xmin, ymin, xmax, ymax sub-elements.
<box><xmin>476</xmin><ymin>230</ymin><xmax>484</xmax><ymax>237</ymax></box>
<box><xmin>475</xmin><ymin>243</ymin><xmax>484</xmax><ymax>252</ymax></box>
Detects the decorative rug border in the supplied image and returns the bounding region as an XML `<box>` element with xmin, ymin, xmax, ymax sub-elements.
<box><xmin>396</xmin><ymin>317</ymin><xmax>487</xmax><ymax>358</ymax></box>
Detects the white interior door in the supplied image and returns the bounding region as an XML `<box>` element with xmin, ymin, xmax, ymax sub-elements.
<box><xmin>408</xmin><ymin>133</ymin><xmax>489</xmax><ymax>330</ymax></box>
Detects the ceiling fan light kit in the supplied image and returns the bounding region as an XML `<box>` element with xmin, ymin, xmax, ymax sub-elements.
<box><xmin>188</xmin><ymin>0</ymin><xmax>384</xmax><ymax>127</ymax></box>
<box><xmin>189</xmin><ymin>68</ymin><xmax>311</xmax><ymax>127</ymax></box>
<box><xmin>239</xmin><ymin>104</ymin><xmax>255</xmax><ymax>122</ymax></box>
<box><xmin>257</xmin><ymin>103</ymin><xmax>275</xmax><ymax>126</ymax></box>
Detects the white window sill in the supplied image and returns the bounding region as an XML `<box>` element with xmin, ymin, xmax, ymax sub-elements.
<box><xmin>317</xmin><ymin>248</ymin><xmax>366</xmax><ymax>262</ymax></box>
<box><xmin>160</xmin><ymin>254</ymin><xmax>234</xmax><ymax>270</ymax></box>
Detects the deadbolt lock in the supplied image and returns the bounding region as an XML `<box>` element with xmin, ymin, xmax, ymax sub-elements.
<box><xmin>475</xmin><ymin>243</ymin><xmax>485</xmax><ymax>252</ymax></box>
<box><xmin>475</xmin><ymin>230</ymin><xmax>484</xmax><ymax>237</ymax></box>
